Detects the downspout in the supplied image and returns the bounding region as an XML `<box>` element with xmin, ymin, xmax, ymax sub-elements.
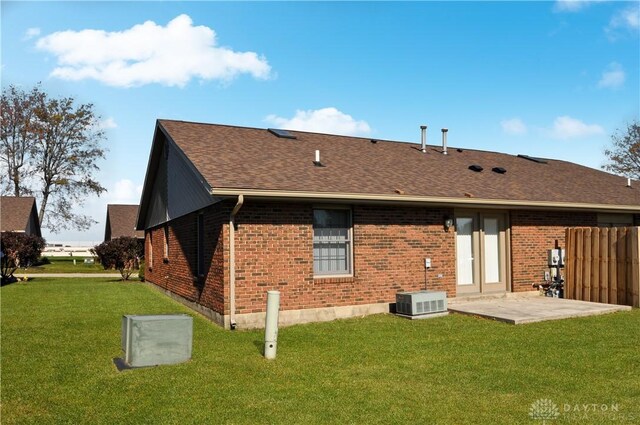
<box><xmin>229</xmin><ymin>194</ymin><xmax>244</xmax><ymax>329</ymax></box>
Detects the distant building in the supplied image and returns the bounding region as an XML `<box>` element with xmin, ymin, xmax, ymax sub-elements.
<box><xmin>0</xmin><ymin>196</ymin><xmax>42</xmax><ymax>237</ymax></box>
<box><xmin>104</xmin><ymin>204</ymin><xmax>144</xmax><ymax>241</ymax></box>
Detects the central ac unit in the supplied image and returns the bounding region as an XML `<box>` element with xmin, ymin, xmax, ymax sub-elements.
<box><xmin>396</xmin><ymin>290</ymin><xmax>448</xmax><ymax>316</ymax></box>
<box><xmin>122</xmin><ymin>314</ymin><xmax>193</xmax><ymax>367</ymax></box>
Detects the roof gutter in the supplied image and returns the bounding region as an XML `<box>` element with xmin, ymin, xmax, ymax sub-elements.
<box><xmin>210</xmin><ymin>188</ymin><xmax>640</xmax><ymax>213</ymax></box>
<box><xmin>229</xmin><ymin>194</ymin><xmax>244</xmax><ymax>330</ymax></box>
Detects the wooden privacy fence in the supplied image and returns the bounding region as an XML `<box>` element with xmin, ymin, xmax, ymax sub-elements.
<box><xmin>565</xmin><ymin>227</ymin><xmax>639</xmax><ymax>308</ymax></box>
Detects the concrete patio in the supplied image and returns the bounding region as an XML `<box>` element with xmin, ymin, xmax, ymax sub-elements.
<box><xmin>448</xmin><ymin>294</ymin><xmax>632</xmax><ymax>324</ymax></box>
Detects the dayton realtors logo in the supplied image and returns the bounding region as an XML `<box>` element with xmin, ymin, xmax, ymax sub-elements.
<box><xmin>529</xmin><ymin>399</ymin><xmax>560</xmax><ymax>423</ymax></box>
<box><xmin>529</xmin><ymin>399</ymin><xmax>631</xmax><ymax>423</ymax></box>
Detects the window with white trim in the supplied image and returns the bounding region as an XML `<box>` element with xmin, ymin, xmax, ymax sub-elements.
<box><xmin>313</xmin><ymin>208</ymin><xmax>352</xmax><ymax>276</ymax></box>
<box><xmin>163</xmin><ymin>225</ymin><xmax>169</xmax><ymax>260</ymax></box>
<box><xmin>148</xmin><ymin>231</ymin><xmax>153</xmax><ymax>268</ymax></box>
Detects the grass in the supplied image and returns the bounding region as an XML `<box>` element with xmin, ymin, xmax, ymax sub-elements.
<box><xmin>17</xmin><ymin>257</ymin><xmax>117</xmax><ymax>274</ymax></box>
<box><xmin>1</xmin><ymin>278</ymin><xmax>639</xmax><ymax>424</ymax></box>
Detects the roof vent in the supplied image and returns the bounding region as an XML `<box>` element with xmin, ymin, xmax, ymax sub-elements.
<box><xmin>457</xmin><ymin>148</ymin><xmax>463</xmax><ymax>153</ymax></box>
<box><xmin>469</xmin><ymin>165</ymin><xmax>483</xmax><ymax>172</ymax></box>
<box><xmin>517</xmin><ymin>154</ymin><xmax>547</xmax><ymax>164</ymax></box>
<box><xmin>370</xmin><ymin>139</ymin><xmax>378</xmax><ymax>144</ymax></box>
<box><xmin>441</xmin><ymin>128</ymin><xmax>448</xmax><ymax>155</ymax></box>
<box><xmin>492</xmin><ymin>167</ymin><xmax>506</xmax><ymax>174</ymax></box>
<box><xmin>268</xmin><ymin>128</ymin><xmax>297</xmax><ymax>139</ymax></box>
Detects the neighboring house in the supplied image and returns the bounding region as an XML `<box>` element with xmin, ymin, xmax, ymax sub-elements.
<box><xmin>104</xmin><ymin>204</ymin><xmax>144</xmax><ymax>241</ymax></box>
<box><xmin>0</xmin><ymin>196</ymin><xmax>42</xmax><ymax>237</ymax></box>
<box><xmin>136</xmin><ymin>119</ymin><xmax>640</xmax><ymax>329</ymax></box>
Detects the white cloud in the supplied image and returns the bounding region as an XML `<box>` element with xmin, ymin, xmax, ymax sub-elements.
<box><xmin>554</xmin><ymin>1</ymin><xmax>586</xmax><ymax>13</ymax></box>
<box><xmin>109</xmin><ymin>179</ymin><xmax>143</xmax><ymax>204</ymax></box>
<box><xmin>553</xmin><ymin>0</ymin><xmax>600</xmax><ymax>13</ymax></box>
<box><xmin>23</xmin><ymin>27</ymin><xmax>41</xmax><ymax>40</ymax></box>
<box><xmin>549</xmin><ymin>116</ymin><xmax>604</xmax><ymax>139</ymax></box>
<box><xmin>35</xmin><ymin>14</ymin><xmax>271</xmax><ymax>88</ymax></box>
<box><xmin>265</xmin><ymin>107</ymin><xmax>371</xmax><ymax>136</ymax></box>
<box><xmin>597</xmin><ymin>62</ymin><xmax>625</xmax><ymax>89</ymax></box>
<box><xmin>500</xmin><ymin>118</ymin><xmax>527</xmax><ymax>135</ymax></box>
<box><xmin>97</xmin><ymin>117</ymin><xmax>118</xmax><ymax>130</ymax></box>
<box><xmin>606</xmin><ymin>5</ymin><xmax>640</xmax><ymax>36</ymax></box>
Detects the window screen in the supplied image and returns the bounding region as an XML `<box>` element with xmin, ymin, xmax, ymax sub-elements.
<box><xmin>313</xmin><ymin>209</ymin><xmax>352</xmax><ymax>275</ymax></box>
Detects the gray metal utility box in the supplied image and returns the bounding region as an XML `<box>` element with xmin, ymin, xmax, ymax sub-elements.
<box><xmin>396</xmin><ymin>291</ymin><xmax>448</xmax><ymax>316</ymax></box>
<box><xmin>121</xmin><ymin>314</ymin><xmax>193</xmax><ymax>367</ymax></box>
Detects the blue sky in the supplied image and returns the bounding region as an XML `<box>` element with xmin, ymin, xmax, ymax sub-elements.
<box><xmin>2</xmin><ymin>1</ymin><xmax>639</xmax><ymax>243</ymax></box>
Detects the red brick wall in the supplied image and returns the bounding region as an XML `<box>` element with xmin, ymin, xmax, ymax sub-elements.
<box><xmin>232</xmin><ymin>202</ymin><xmax>456</xmax><ymax>314</ymax></box>
<box><xmin>509</xmin><ymin>210</ymin><xmax>597</xmax><ymax>291</ymax></box>
<box><xmin>145</xmin><ymin>201</ymin><xmax>603</xmax><ymax>318</ymax></box>
<box><xmin>145</xmin><ymin>202</ymin><xmax>228</xmax><ymax>315</ymax></box>
<box><xmin>233</xmin><ymin>203</ymin><xmax>313</xmax><ymax>314</ymax></box>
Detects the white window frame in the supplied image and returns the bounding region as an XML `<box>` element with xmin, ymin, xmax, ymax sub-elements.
<box><xmin>148</xmin><ymin>231</ymin><xmax>153</xmax><ymax>269</ymax></box>
<box><xmin>312</xmin><ymin>206</ymin><xmax>353</xmax><ymax>278</ymax></box>
<box><xmin>163</xmin><ymin>224</ymin><xmax>169</xmax><ymax>261</ymax></box>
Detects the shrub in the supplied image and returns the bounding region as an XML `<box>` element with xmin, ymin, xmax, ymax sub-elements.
<box><xmin>91</xmin><ymin>237</ymin><xmax>143</xmax><ymax>281</ymax></box>
<box><xmin>1</xmin><ymin>232</ymin><xmax>46</xmax><ymax>283</ymax></box>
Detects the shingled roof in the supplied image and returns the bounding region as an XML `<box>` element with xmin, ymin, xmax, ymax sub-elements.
<box><xmin>153</xmin><ymin>119</ymin><xmax>640</xmax><ymax>211</ymax></box>
<box><xmin>105</xmin><ymin>204</ymin><xmax>144</xmax><ymax>241</ymax></box>
<box><xmin>0</xmin><ymin>196</ymin><xmax>41</xmax><ymax>237</ymax></box>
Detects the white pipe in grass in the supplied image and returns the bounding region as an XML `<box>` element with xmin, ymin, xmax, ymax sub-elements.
<box><xmin>264</xmin><ymin>290</ymin><xmax>280</xmax><ymax>359</ymax></box>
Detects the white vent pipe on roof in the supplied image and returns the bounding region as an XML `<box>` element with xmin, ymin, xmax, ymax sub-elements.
<box><xmin>315</xmin><ymin>150</ymin><xmax>320</xmax><ymax>163</ymax></box>
<box><xmin>441</xmin><ymin>128</ymin><xmax>448</xmax><ymax>155</ymax></box>
<box><xmin>420</xmin><ymin>125</ymin><xmax>427</xmax><ymax>153</ymax></box>
<box><xmin>628</xmin><ymin>178</ymin><xmax>631</xmax><ymax>187</ymax></box>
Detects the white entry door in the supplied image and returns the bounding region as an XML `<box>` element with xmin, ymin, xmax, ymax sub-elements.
<box><xmin>455</xmin><ymin>212</ymin><xmax>508</xmax><ymax>294</ymax></box>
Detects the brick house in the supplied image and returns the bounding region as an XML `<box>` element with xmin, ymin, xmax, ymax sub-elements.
<box><xmin>1</xmin><ymin>196</ymin><xmax>42</xmax><ymax>237</ymax></box>
<box><xmin>136</xmin><ymin>119</ymin><xmax>640</xmax><ymax>329</ymax></box>
<box><xmin>104</xmin><ymin>204</ymin><xmax>144</xmax><ymax>241</ymax></box>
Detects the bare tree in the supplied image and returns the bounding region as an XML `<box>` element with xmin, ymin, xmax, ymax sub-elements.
<box><xmin>0</xmin><ymin>84</ymin><xmax>107</xmax><ymax>232</ymax></box>
<box><xmin>603</xmin><ymin>120</ymin><xmax>640</xmax><ymax>179</ymax></box>
<box><xmin>0</xmin><ymin>84</ymin><xmax>45</xmax><ymax>196</ymax></box>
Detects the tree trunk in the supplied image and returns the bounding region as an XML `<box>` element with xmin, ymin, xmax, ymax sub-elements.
<box><xmin>38</xmin><ymin>189</ymin><xmax>49</xmax><ymax>225</ymax></box>
<box><xmin>12</xmin><ymin>166</ymin><xmax>21</xmax><ymax>196</ymax></box>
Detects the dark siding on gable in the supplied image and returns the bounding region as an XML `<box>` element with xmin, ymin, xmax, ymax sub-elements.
<box><xmin>146</xmin><ymin>141</ymin><xmax>169</xmax><ymax>228</ymax></box>
<box><xmin>166</xmin><ymin>139</ymin><xmax>214</xmax><ymax>221</ymax></box>
<box><xmin>143</xmin><ymin>136</ymin><xmax>215</xmax><ymax>229</ymax></box>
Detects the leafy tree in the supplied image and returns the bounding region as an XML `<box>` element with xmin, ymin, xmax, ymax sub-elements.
<box><xmin>0</xmin><ymin>84</ymin><xmax>45</xmax><ymax>196</ymax></box>
<box><xmin>91</xmin><ymin>237</ymin><xmax>143</xmax><ymax>281</ymax></box>
<box><xmin>603</xmin><ymin>120</ymin><xmax>640</xmax><ymax>179</ymax></box>
<box><xmin>1</xmin><ymin>232</ymin><xmax>46</xmax><ymax>283</ymax></box>
<box><xmin>0</xmin><ymin>84</ymin><xmax>107</xmax><ymax>232</ymax></box>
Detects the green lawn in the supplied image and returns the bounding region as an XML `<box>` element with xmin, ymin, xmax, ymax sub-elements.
<box><xmin>1</xmin><ymin>279</ymin><xmax>639</xmax><ymax>424</ymax></box>
<box><xmin>17</xmin><ymin>256</ymin><xmax>117</xmax><ymax>274</ymax></box>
